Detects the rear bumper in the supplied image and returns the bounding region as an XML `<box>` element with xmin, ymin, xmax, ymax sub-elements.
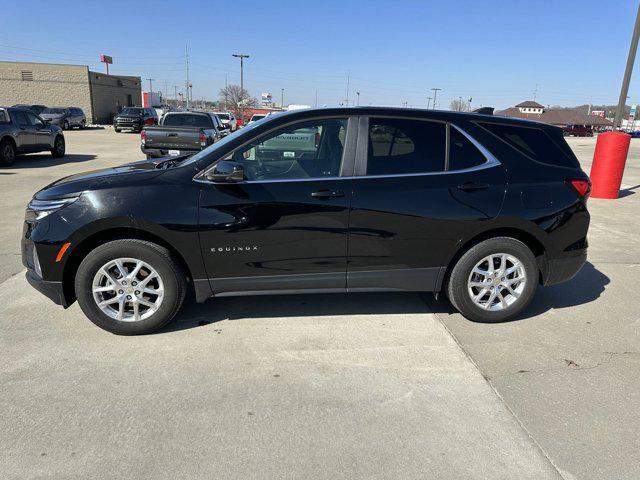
<box><xmin>141</xmin><ymin>146</ymin><xmax>200</xmax><ymax>158</ymax></box>
<box><xmin>25</xmin><ymin>270</ymin><xmax>68</xmax><ymax>307</ymax></box>
<box><xmin>543</xmin><ymin>250</ymin><xmax>587</xmax><ymax>286</ymax></box>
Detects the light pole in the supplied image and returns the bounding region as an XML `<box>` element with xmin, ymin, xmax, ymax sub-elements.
<box><xmin>356</xmin><ymin>91</ymin><xmax>360</xmax><ymax>106</ymax></box>
<box><xmin>614</xmin><ymin>3</ymin><xmax>640</xmax><ymax>128</ymax></box>
<box><xmin>232</xmin><ymin>53</ymin><xmax>250</xmax><ymax>122</ymax></box>
<box><xmin>431</xmin><ymin>88</ymin><xmax>442</xmax><ymax>109</ymax></box>
<box><xmin>146</xmin><ymin>78</ymin><xmax>154</xmax><ymax>106</ymax></box>
<box><xmin>426</xmin><ymin>96</ymin><xmax>432</xmax><ymax>109</ymax></box>
<box><xmin>281</xmin><ymin>88</ymin><xmax>284</xmax><ymax>108</ymax></box>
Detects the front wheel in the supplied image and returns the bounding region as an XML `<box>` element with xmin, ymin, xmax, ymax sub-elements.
<box><xmin>75</xmin><ymin>239</ymin><xmax>187</xmax><ymax>335</ymax></box>
<box><xmin>0</xmin><ymin>139</ymin><xmax>16</xmax><ymax>166</ymax></box>
<box><xmin>446</xmin><ymin>237</ymin><xmax>538</xmax><ymax>323</ymax></box>
<box><xmin>51</xmin><ymin>135</ymin><xmax>65</xmax><ymax>158</ymax></box>
<box><xmin>62</xmin><ymin>120</ymin><xmax>69</xmax><ymax>130</ymax></box>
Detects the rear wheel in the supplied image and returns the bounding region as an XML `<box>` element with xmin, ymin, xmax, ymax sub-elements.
<box><xmin>0</xmin><ymin>139</ymin><xmax>16</xmax><ymax>167</ymax></box>
<box><xmin>51</xmin><ymin>135</ymin><xmax>65</xmax><ymax>158</ymax></box>
<box><xmin>74</xmin><ymin>239</ymin><xmax>187</xmax><ymax>335</ymax></box>
<box><xmin>80</xmin><ymin>120</ymin><xmax>86</xmax><ymax>129</ymax></box>
<box><xmin>446</xmin><ymin>237</ymin><xmax>538</xmax><ymax>323</ymax></box>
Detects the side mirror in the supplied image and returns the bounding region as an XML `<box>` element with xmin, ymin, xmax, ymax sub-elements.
<box><xmin>206</xmin><ymin>160</ymin><xmax>244</xmax><ymax>183</ymax></box>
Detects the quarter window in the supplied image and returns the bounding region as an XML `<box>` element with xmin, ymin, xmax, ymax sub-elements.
<box><xmin>367</xmin><ymin>118</ymin><xmax>446</xmax><ymax>175</ymax></box>
<box><xmin>230</xmin><ymin>118</ymin><xmax>348</xmax><ymax>181</ymax></box>
<box><xmin>449</xmin><ymin>127</ymin><xmax>486</xmax><ymax>170</ymax></box>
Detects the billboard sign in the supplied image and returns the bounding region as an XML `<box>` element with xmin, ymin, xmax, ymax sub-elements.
<box><xmin>630</xmin><ymin>104</ymin><xmax>637</xmax><ymax>121</ymax></box>
<box><xmin>591</xmin><ymin>110</ymin><xmax>605</xmax><ymax>117</ymax></box>
<box><xmin>100</xmin><ymin>54</ymin><xmax>113</xmax><ymax>64</ymax></box>
<box><xmin>261</xmin><ymin>92</ymin><xmax>272</xmax><ymax>105</ymax></box>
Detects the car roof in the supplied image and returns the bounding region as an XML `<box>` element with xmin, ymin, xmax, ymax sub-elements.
<box><xmin>264</xmin><ymin>106</ymin><xmax>557</xmax><ymax>129</ymax></box>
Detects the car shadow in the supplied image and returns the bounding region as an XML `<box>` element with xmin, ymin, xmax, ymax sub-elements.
<box><xmin>8</xmin><ymin>154</ymin><xmax>98</xmax><ymax>168</ymax></box>
<box><xmin>424</xmin><ymin>261</ymin><xmax>609</xmax><ymax>322</ymax></box>
<box><xmin>162</xmin><ymin>291</ymin><xmax>432</xmax><ymax>333</ymax></box>
<box><xmin>162</xmin><ymin>262</ymin><xmax>609</xmax><ymax>332</ymax></box>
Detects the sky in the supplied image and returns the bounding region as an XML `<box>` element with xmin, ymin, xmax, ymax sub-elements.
<box><xmin>2</xmin><ymin>0</ymin><xmax>640</xmax><ymax>110</ymax></box>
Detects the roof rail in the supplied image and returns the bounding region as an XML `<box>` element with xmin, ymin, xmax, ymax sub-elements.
<box><xmin>472</xmin><ymin>107</ymin><xmax>494</xmax><ymax>115</ymax></box>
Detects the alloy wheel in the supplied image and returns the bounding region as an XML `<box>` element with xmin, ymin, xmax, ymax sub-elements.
<box><xmin>467</xmin><ymin>253</ymin><xmax>526</xmax><ymax>311</ymax></box>
<box><xmin>92</xmin><ymin>258</ymin><xmax>165</xmax><ymax>322</ymax></box>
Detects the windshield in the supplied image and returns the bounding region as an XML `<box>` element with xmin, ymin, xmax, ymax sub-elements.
<box><xmin>251</xmin><ymin>115</ymin><xmax>266</xmax><ymax>121</ymax></box>
<box><xmin>162</xmin><ymin>114</ymin><xmax>212</xmax><ymax>127</ymax></box>
<box><xmin>42</xmin><ymin>108</ymin><xmax>65</xmax><ymax>115</ymax></box>
<box><xmin>215</xmin><ymin>113</ymin><xmax>230</xmax><ymax>120</ymax></box>
<box><xmin>120</xmin><ymin>107</ymin><xmax>144</xmax><ymax>115</ymax></box>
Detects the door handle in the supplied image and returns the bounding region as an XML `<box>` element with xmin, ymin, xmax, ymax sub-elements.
<box><xmin>456</xmin><ymin>182</ymin><xmax>489</xmax><ymax>191</ymax></box>
<box><xmin>311</xmin><ymin>189</ymin><xmax>345</xmax><ymax>199</ymax></box>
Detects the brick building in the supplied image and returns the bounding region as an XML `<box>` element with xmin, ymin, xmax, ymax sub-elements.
<box><xmin>0</xmin><ymin>61</ymin><xmax>142</xmax><ymax>124</ymax></box>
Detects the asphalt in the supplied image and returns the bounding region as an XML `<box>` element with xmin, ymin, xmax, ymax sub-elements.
<box><xmin>0</xmin><ymin>128</ymin><xmax>638</xmax><ymax>479</ymax></box>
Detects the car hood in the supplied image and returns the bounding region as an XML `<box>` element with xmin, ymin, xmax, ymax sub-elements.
<box><xmin>35</xmin><ymin>159</ymin><xmax>165</xmax><ymax>200</ymax></box>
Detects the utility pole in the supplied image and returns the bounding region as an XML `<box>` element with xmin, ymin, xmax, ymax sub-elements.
<box><xmin>173</xmin><ymin>85</ymin><xmax>178</xmax><ymax>106</ymax></box>
<box><xmin>232</xmin><ymin>53</ymin><xmax>250</xmax><ymax>121</ymax></box>
<box><xmin>146</xmin><ymin>78</ymin><xmax>154</xmax><ymax>93</ymax></box>
<box><xmin>185</xmin><ymin>45</ymin><xmax>190</xmax><ymax>109</ymax></box>
<box><xmin>426</xmin><ymin>96</ymin><xmax>432</xmax><ymax>109</ymax></box>
<box><xmin>315</xmin><ymin>89</ymin><xmax>318</xmax><ymax>108</ymax></box>
<box><xmin>431</xmin><ymin>88</ymin><xmax>442</xmax><ymax>109</ymax></box>
<box><xmin>356</xmin><ymin>91</ymin><xmax>360</xmax><ymax>106</ymax></box>
<box><xmin>281</xmin><ymin>88</ymin><xmax>284</xmax><ymax>108</ymax></box>
<box><xmin>614</xmin><ymin>3</ymin><xmax>640</xmax><ymax>128</ymax></box>
<box><xmin>345</xmin><ymin>71</ymin><xmax>350</xmax><ymax>107</ymax></box>
<box><xmin>164</xmin><ymin>80</ymin><xmax>168</xmax><ymax>105</ymax></box>
<box><xmin>224</xmin><ymin>72</ymin><xmax>228</xmax><ymax>108</ymax></box>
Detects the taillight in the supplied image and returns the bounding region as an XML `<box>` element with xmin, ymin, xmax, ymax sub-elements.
<box><xmin>144</xmin><ymin>117</ymin><xmax>155</xmax><ymax>125</ymax></box>
<box><xmin>314</xmin><ymin>132</ymin><xmax>321</xmax><ymax>148</ymax></box>
<box><xmin>140</xmin><ymin>130</ymin><xmax>146</xmax><ymax>145</ymax></box>
<box><xmin>199</xmin><ymin>132</ymin><xmax>206</xmax><ymax>147</ymax></box>
<box><xmin>568</xmin><ymin>179</ymin><xmax>591</xmax><ymax>201</ymax></box>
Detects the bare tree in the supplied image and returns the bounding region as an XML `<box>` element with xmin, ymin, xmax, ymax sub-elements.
<box><xmin>219</xmin><ymin>84</ymin><xmax>258</xmax><ymax>119</ymax></box>
<box><xmin>450</xmin><ymin>98</ymin><xmax>470</xmax><ymax>112</ymax></box>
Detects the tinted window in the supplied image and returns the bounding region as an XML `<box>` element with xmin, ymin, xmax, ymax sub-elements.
<box><xmin>163</xmin><ymin>114</ymin><xmax>213</xmax><ymax>128</ymax></box>
<box><xmin>13</xmin><ymin>111</ymin><xmax>30</xmax><ymax>126</ymax></box>
<box><xmin>479</xmin><ymin>122</ymin><xmax>579</xmax><ymax>168</ymax></box>
<box><xmin>449</xmin><ymin>127</ymin><xmax>486</xmax><ymax>170</ymax></box>
<box><xmin>27</xmin><ymin>113</ymin><xmax>44</xmax><ymax>127</ymax></box>
<box><xmin>0</xmin><ymin>110</ymin><xmax>9</xmax><ymax>123</ymax></box>
<box><xmin>216</xmin><ymin>113</ymin><xmax>230</xmax><ymax>120</ymax></box>
<box><xmin>121</xmin><ymin>107</ymin><xmax>144</xmax><ymax>115</ymax></box>
<box><xmin>231</xmin><ymin>118</ymin><xmax>347</xmax><ymax>181</ymax></box>
<box><xmin>367</xmin><ymin>118</ymin><xmax>446</xmax><ymax>175</ymax></box>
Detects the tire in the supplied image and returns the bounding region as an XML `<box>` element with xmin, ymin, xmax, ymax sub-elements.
<box><xmin>0</xmin><ymin>139</ymin><xmax>17</xmax><ymax>167</ymax></box>
<box><xmin>50</xmin><ymin>135</ymin><xmax>65</xmax><ymax>158</ymax></box>
<box><xmin>80</xmin><ymin>120</ymin><xmax>86</xmax><ymax>129</ymax></box>
<box><xmin>446</xmin><ymin>237</ymin><xmax>538</xmax><ymax>323</ymax></box>
<box><xmin>74</xmin><ymin>239</ymin><xmax>187</xmax><ymax>335</ymax></box>
<box><xmin>62</xmin><ymin>120</ymin><xmax>69</xmax><ymax>130</ymax></box>
<box><xmin>114</xmin><ymin>127</ymin><xmax>121</xmax><ymax>133</ymax></box>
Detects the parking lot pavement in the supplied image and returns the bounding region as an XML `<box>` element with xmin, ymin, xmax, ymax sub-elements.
<box><xmin>0</xmin><ymin>279</ymin><xmax>561</xmax><ymax>479</ymax></box>
<box><xmin>0</xmin><ymin>130</ymin><xmax>638</xmax><ymax>479</ymax></box>
<box><xmin>433</xmin><ymin>137</ymin><xmax>640</xmax><ymax>480</ymax></box>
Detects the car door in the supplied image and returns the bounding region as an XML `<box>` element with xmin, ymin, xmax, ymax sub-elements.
<box><xmin>12</xmin><ymin>110</ymin><xmax>37</xmax><ymax>152</ymax></box>
<box><xmin>197</xmin><ymin>116</ymin><xmax>356</xmax><ymax>295</ymax></box>
<box><xmin>28</xmin><ymin>113</ymin><xmax>53</xmax><ymax>150</ymax></box>
<box><xmin>346</xmin><ymin>116</ymin><xmax>506</xmax><ymax>292</ymax></box>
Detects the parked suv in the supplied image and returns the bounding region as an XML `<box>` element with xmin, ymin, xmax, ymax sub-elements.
<box><xmin>22</xmin><ymin>107</ymin><xmax>590</xmax><ymax>334</ymax></box>
<box><xmin>213</xmin><ymin>111</ymin><xmax>237</xmax><ymax>131</ymax></box>
<box><xmin>113</xmin><ymin>107</ymin><xmax>158</xmax><ymax>133</ymax></box>
<box><xmin>563</xmin><ymin>125</ymin><xmax>594</xmax><ymax>137</ymax></box>
<box><xmin>40</xmin><ymin>107</ymin><xmax>86</xmax><ymax>130</ymax></box>
<box><xmin>1</xmin><ymin>107</ymin><xmax>65</xmax><ymax>166</ymax></box>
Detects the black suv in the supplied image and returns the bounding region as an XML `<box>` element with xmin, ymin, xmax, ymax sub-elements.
<box><xmin>113</xmin><ymin>107</ymin><xmax>158</xmax><ymax>132</ymax></box>
<box><xmin>22</xmin><ymin>107</ymin><xmax>590</xmax><ymax>334</ymax></box>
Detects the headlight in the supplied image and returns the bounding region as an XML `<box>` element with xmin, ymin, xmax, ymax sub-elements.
<box><xmin>26</xmin><ymin>195</ymin><xmax>80</xmax><ymax>220</ymax></box>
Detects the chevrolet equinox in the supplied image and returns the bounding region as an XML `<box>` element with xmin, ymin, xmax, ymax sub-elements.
<box><xmin>22</xmin><ymin>107</ymin><xmax>591</xmax><ymax>334</ymax></box>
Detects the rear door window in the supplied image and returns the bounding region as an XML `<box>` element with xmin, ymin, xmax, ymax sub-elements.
<box><xmin>367</xmin><ymin>118</ymin><xmax>446</xmax><ymax>175</ymax></box>
<box><xmin>478</xmin><ymin>122</ymin><xmax>579</xmax><ymax>168</ymax></box>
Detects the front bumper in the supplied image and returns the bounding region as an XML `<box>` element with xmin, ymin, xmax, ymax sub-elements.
<box><xmin>25</xmin><ymin>270</ymin><xmax>68</xmax><ymax>307</ymax></box>
<box><xmin>114</xmin><ymin>120</ymin><xmax>142</xmax><ymax>131</ymax></box>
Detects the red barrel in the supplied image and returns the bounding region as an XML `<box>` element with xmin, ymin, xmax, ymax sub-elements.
<box><xmin>589</xmin><ymin>131</ymin><xmax>631</xmax><ymax>199</ymax></box>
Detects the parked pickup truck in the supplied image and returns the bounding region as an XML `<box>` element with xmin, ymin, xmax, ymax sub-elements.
<box><xmin>141</xmin><ymin>111</ymin><xmax>225</xmax><ymax>158</ymax></box>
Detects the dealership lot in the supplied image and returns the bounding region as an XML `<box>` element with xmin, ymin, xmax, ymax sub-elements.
<box><xmin>1</xmin><ymin>129</ymin><xmax>639</xmax><ymax>479</ymax></box>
